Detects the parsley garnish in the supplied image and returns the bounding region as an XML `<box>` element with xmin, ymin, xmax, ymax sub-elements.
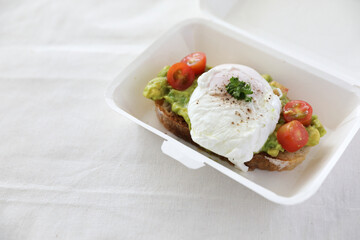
<box><xmin>225</xmin><ymin>77</ymin><xmax>253</xmax><ymax>102</ymax></box>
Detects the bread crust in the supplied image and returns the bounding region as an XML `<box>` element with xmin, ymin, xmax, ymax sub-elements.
<box><xmin>155</xmin><ymin>100</ymin><xmax>309</xmax><ymax>171</ymax></box>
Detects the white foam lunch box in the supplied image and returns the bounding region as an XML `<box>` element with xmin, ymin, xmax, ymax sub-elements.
<box><xmin>105</xmin><ymin>2</ymin><xmax>360</xmax><ymax>205</ymax></box>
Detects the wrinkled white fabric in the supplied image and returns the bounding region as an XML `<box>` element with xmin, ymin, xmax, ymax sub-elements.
<box><xmin>0</xmin><ymin>0</ymin><xmax>359</xmax><ymax>239</ymax></box>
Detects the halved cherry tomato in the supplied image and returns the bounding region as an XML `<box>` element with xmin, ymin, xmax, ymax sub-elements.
<box><xmin>167</xmin><ymin>62</ymin><xmax>195</xmax><ymax>90</ymax></box>
<box><xmin>181</xmin><ymin>52</ymin><xmax>206</xmax><ymax>75</ymax></box>
<box><xmin>277</xmin><ymin>120</ymin><xmax>309</xmax><ymax>152</ymax></box>
<box><xmin>283</xmin><ymin>100</ymin><xmax>313</xmax><ymax>126</ymax></box>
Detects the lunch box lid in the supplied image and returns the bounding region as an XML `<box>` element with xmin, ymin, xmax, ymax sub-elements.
<box><xmin>199</xmin><ymin>0</ymin><xmax>360</xmax><ymax>89</ymax></box>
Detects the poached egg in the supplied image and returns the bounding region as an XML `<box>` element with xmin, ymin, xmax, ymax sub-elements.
<box><xmin>188</xmin><ymin>64</ymin><xmax>281</xmax><ymax>171</ymax></box>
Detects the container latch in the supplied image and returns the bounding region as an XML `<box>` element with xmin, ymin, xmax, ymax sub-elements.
<box><xmin>161</xmin><ymin>140</ymin><xmax>206</xmax><ymax>169</ymax></box>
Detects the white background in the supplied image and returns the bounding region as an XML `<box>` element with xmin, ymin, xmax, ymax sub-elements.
<box><xmin>1</xmin><ymin>0</ymin><xmax>359</xmax><ymax>239</ymax></box>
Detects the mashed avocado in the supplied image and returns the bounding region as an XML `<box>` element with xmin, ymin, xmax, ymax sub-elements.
<box><xmin>157</xmin><ymin>65</ymin><xmax>170</xmax><ymax>78</ymax></box>
<box><xmin>261</xmin><ymin>74</ymin><xmax>273</xmax><ymax>83</ymax></box>
<box><xmin>267</xmin><ymin>78</ymin><xmax>290</xmax><ymax>107</ymax></box>
<box><xmin>143</xmin><ymin>77</ymin><xmax>169</xmax><ymax>100</ymax></box>
<box><xmin>260</xmin><ymin>131</ymin><xmax>285</xmax><ymax>157</ymax></box>
<box><xmin>310</xmin><ymin>115</ymin><xmax>326</xmax><ymax>137</ymax></box>
<box><xmin>144</xmin><ymin>68</ymin><xmax>326</xmax><ymax>156</ymax></box>
<box><xmin>143</xmin><ymin>65</ymin><xmax>171</xmax><ymax>100</ymax></box>
<box><xmin>143</xmin><ymin>66</ymin><xmax>197</xmax><ymax>127</ymax></box>
<box><xmin>164</xmin><ymin>81</ymin><xmax>197</xmax><ymax>126</ymax></box>
<box><xmin>260</xmin><ymin>115</ymin><xmax>326</xmax><ymax>157</ymax></box>
<box><xmin>306</xmin><ymin>126</ymin><xmax>320</xmax><ymax>146</ymax></box>
<box><xmin>259</xmin><ymin>75</ymin><xmax>326</xmax><ymax>156</ymax></box>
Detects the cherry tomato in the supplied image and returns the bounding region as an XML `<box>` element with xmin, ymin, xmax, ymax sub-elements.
<box><xmin>167</xmin><ymin>62</ymin><xmax>195</xmax><ymax>90</ymax></box>
<box><xmin>181</xmin><ymin>52</ymin><xmax>206</xmax><ymax>75</ymax></box>
<box><xmin>283</xmin><ymin>100</ymin><xmax>313</xmax><ymax>126</ymax></box>
<box><xmin>277</xmin><ymin>120</ymin><xmax>309</xmax><ymax>152</ymax></box>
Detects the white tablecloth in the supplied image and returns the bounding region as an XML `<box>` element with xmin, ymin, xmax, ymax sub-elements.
<box><xmin>1</xmin><ymin>1</ymin><xmax>359</xmax><ymax>239</ymax></box>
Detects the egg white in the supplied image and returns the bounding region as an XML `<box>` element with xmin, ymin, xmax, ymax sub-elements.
<box><xmin>188</xmin><ymin>64</ymin><xmax>281</xmax><ymax>171</ymax></box>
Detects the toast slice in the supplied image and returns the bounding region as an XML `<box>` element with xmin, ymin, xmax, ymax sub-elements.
<box><xmin>155</xmin><ymin>99</ymin><xmax>310</xmax><ymax>171</ymax></box>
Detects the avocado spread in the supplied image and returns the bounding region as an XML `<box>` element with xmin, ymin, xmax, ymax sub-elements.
<box><xmin>143</xmin><ymin>65</ymin><xmax>197</xmax><ymax>126</ymax></box>
<box><xmin>260</xmin><ymin>115</ymin><xmax>326</xmax><ymax>157</ymax></box>
<box><xmin>259</xmin><ymin>75</ymin><xmax>326</xmax><ymax>157</ymax></box>
<box><xmin>144</xmin><ymin>67</ymin><xmax>326</xmax><ymax>157</ymax></box>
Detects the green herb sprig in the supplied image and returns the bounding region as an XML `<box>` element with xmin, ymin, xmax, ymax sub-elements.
<box><xmin>226</xmin><ymin>77</ymin><xmax>253</xmax><ymax>102</ymax></box>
